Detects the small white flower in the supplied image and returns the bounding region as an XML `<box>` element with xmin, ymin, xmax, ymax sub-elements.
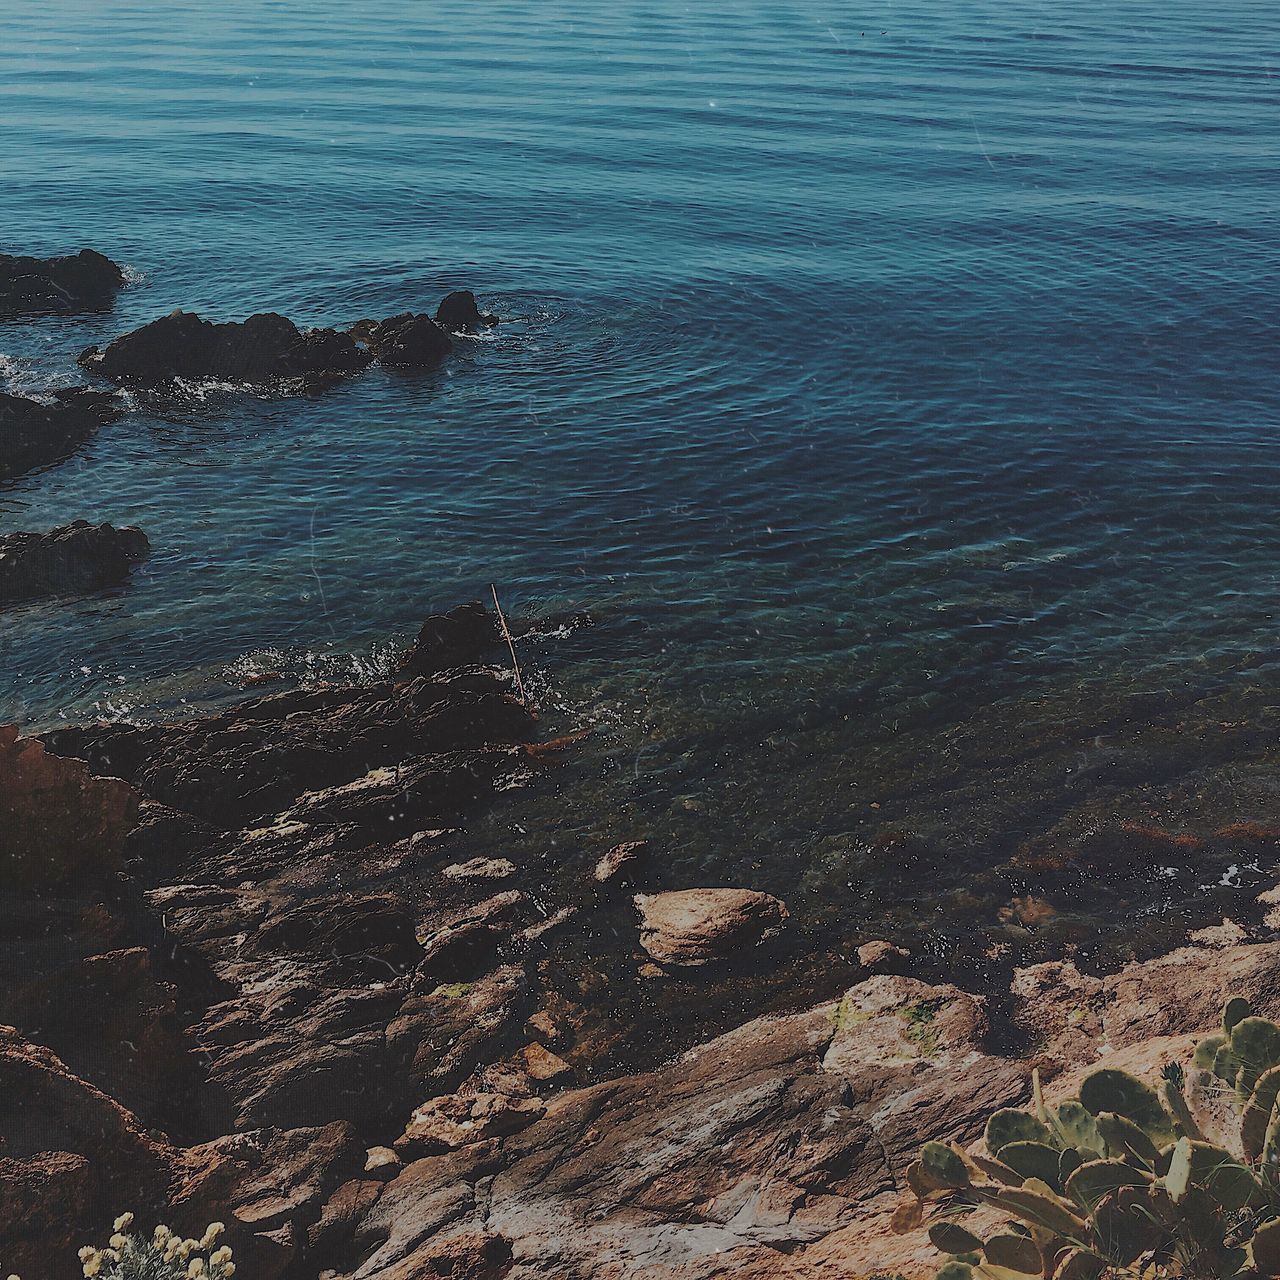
<box><xmin>220</xmin><ymin>1266</ymin><xmax>235</xmax><ymax>1278</ymax></box>
<box><xmin>109</xmin><ymin>1234</ymin><xmax>127</xmax><ymax>1250</ymax></box>
<box><xmin>210</xmin><ymin>1246</ymin><xmax>232</xmax><ymax>1265</ymax></box>
<box><xmin>188</xmin><ymin>1258</ymin><xmax>207</xmax><ymax>1279</ymax></box>
<box><xmin>113</xmin><ymin>1212</ymin><xmax>135</xmax><ymax>1232</ymax></box>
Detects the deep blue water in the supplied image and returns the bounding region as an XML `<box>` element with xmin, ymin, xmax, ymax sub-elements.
<box><xmin>4</xmin><ymin>2</ymin><xmax>1280</xmax><ymax>958</ymax></box>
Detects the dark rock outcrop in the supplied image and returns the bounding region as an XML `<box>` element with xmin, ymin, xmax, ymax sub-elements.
<box><xmin>0</xmin><ymin>249</ymin><xmax>125</xmax><ymax>316</ymax></box>
<box><xmin>399</xmin><ymin>600</ymin><xmax>501</xmax><ymax>676</ymax></box>
<box><xmin>0</xmin><ymin>520</ymin><xmax>150</xmax><ymax>605</ymax></box>
<box><xmin>79</xmin><ymin>309</ymin><xmax>374</xmax><ymax>392</ymax></box>
<box><xmin>355</xmin><ymin>313</ymin><xmax>453</xmax><ymax>368</ymax></box>
<box><xmin>0</xmin><ymin>388</ymin><xmax>123</xmax><ymax>482</ymax></box>
<box><xmin>435</xmin><ymin>290</ymin><xmax>499</xmax><ymax>333</ymax></box>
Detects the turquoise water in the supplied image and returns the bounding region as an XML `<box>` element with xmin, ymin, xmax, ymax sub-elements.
<box><xmin>4</xmin><ymin>1</ymin><xmax>1280</xmax><ymax>969</ymax></box>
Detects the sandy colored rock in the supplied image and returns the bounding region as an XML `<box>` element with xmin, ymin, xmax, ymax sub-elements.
<box><xmin>521</xmin><ymin>1042</ymin><xmax>573</xmax><ymax>1084</ymax></box>
<box><xmin>634</xmin><ymin>887</ymin><xmax>789</xmax><ymax>968</ymax></box>
<box><xmin>442</xmin><ymin>856</ymin><xmax>516</xmax><ymax>882</ymax></box>
<box><xmin>856</xmin><ymin>939</ymin><xmax>910</xmax><ymax>971</ymax></box>
<box><xmin>594</xmin><ymin>839</ymin><xmax>648</xmax><ymax>884</ymax></box>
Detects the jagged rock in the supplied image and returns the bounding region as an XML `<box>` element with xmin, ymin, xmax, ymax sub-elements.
<box><xmin>0</xmin><ymin>248</ymin><xmax>124</xmax><ymax>315</ymax></box>
<box><xmin>0</xmin><ymin>388</ymin><xmax>123</xmax><ymax>481</ymax></box>
<box><xmin>435</xmin><ymin>290</ymin><xmax>499</xmax><ymax>332</ymax></box>
<box><xmin>397</xmin><ymin>1092</ymin><xmax>545</xmax><ymax>1156</ymax></box>
<box><xmin>0</xmin><ymin>520</ymin><xmax>149</xmax><ymax>605</ymax></box>
<box><xmin>363</xmin><ymin>1147</ymin><xmax>401</xmax><ymax>1181</ymax></box>
<box><xmin>0</xmin><ymin>725</ymin><xmax>138</xmax><ymax>890</ymax></box>
<box><xmin>399</xmin><ymin>601</ymin><xmax>501</xmax><ymax>676</ymax></box>
<box><xmin>520</xmin><ymin>1042</ymin><xmax>573</xmax><ymax>1084</ymax></box>
<box><xmin>79</xmin><ymin>309</ymin><xmax>374</xmax><ymax>392</ymax></box>
<box><xmin>359</xmin><ymin>313</ymin><xmax>453</xmax><ymax>368</ymax></box>
<box><xmin>442</xmin><ymin>856</ymin><xmax>516</xmax><ymax>883</ymax></box>
<box><xmin>593</xmin><ymin>840</ymin><xmax>648</xmax><ymax>885</ymax></box>
<box><xmin>633</xmin><ymin>888</ymin><xmax>789</xmax><ymax>969</ymax></box>
<box><xmin>0</xmin><ymin>1027</ymin><xmax>178</xmax><ymax>1276</ymax></box>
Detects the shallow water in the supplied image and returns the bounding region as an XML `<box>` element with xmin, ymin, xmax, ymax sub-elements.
<box><xmin>4</xmin><ymin>1</ymin><xmax>1280</xmax><ymax>976</ymax></box>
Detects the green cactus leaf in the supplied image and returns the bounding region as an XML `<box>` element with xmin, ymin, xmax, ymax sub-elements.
<box><xmin>983</xmin><ymin>1234</ymin><xmax>1040</xmax><ymax>1276</ymax></box>
<box><xmin>1184</xmin><ymin>1141</ymin><xmax>1262</xmax><ymax>1211</ymax></box>
<box><xmin>1247</xmin><ymin>1217</ymin><xmax>1280</xmax><ymax>1277</ymax></box>
<box><xmin>985</xmin><ymin>1109</ymin><xmax>1053</xmax><ymax>1157</ymax></box>
<box><xmin>936</xmin><ymin>1262</ymin><xmax>975</xmax><ymax>1280</ymax></box>
<box><xmin>1053</xmin><ymin>1100</ymin><xmax>1102</xmax><ymax>1156</ymax></box>
<box><xmin>930</xmin><ymin>1222</ymin><xmax>985</xmax><ymax>1255</ymax></box>
<box><xmin>1224</xmin><ymin>996</ymin><xmax>1252</xmax><ymax>1034</ymax></box>
<box><xmin>1094</xmin><ymin>1111</ymin><xmax>1160</xmax><ymax>1166</ymax></box>
<box><xmin>1058</xmin><ymin>1148</ymin><xmax>1082</xmax><ymax>1185</ymax></box>
<box><xmin>1193</xmin><ymin>1034</ymin><xmax>1226</xmax><ymax>1071</ymax></box>
<box><xmin>1212</xmin><ymin>1040</ymin><xmax>1243</xmax><ymax>1088</ymax></box>
<box><xmin>976</xmin><ymin>1184</ymin><xmax>1087</xmax><ymax>1238</ymax></box>
<box><xmin>975</xmin><ymin>1267</ymin><xmax>1041</xmax><ymax>1280</ymax></box>
<box><xmin>999</xmin><ymin>1141</ymin><xmax>1062</xmax><ymax>1189</ymax></box>
<box><xmin>921</xmin><ymin>1142</ymin><xmax>971</xmax><ymax>1190</ymax></box>
<box><xmin>1165</xmin><ymin>1136</ymin><xmax>1192</xmax><ymax>1202</ymax></box>
<box><xmin>1063</xmin><ymin>1157</ymin><xmax>1149</xmax><ymax>1211</ymax></box>
<box><xmin>1227</xmin><ymin>1017</ymin><xmax>1280</xmax><ymax>1098</ymax></box>
<box><xmin>1262</xmin><ymin>1106</ymin><xmax>1280</xmax><ymax>1193</ymax></box>
<box><xmin>1242</xmin><ymin>1066</ymin><xmax>1280</xmax><ymax>1161</ymax></box>
<box><xmin>1162</xmin><ymin>1076</ymin><xmax>1203</xmax><ymax>1143</ymax></box>
<box><xmin>1091</xmin><ymin>1185</ymin><xmax>1163</xmax><ymax>1264</ymax></box>
<box><xmin>1078</xmin><ymin>1069</ymin><xmax>1177</xmax><ymax>1145</ymax></box>
<box><xmin>971</xmin><ymin>1154</ymin><xmax>1024</xmax><ymax>1186</ymax></box>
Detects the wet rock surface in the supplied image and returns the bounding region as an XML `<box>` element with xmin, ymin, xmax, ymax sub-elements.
<box><xmin>0</xmin><ymin>249</ymin><xmax>125</xmax><ymax>316</ymax></box>
<box><xmin>0</xmin><ymin>520</ymin><xmax>150</xmax><ymax>605</ymax></box>
<box><xmin>0</xmin><ymin>388</ymin><xmax>123</xmax><ymax>481</ymax></box>
<box><xmin>435</xmin><ymin>290</ymin><xmax>499</xmax><ymax>333</ymax></box>
<box><xmin>634</xmin><ymin>887</ymin><xmax>789</xmax><ymax>968</ymax></box>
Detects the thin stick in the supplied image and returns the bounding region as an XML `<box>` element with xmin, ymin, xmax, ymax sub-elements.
<box><xmin>490</xmin><ymin>584</ymin><xmax>528</xmax><ymax>705</ymax></box>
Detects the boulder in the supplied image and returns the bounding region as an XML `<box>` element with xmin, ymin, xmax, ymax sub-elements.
<box><xmin>435</xmin><ymin>290</ymin><xmax>499</xmax><ymax>333</ymax></box>
<box><xmin>633</xmin><ymin>888</ymin><xmax>789</xmax><ymax>968</ymax></box>
<box><xmin>0</xmin><ymin>388</ymin><xmax>123</xmax><ymax>481</ymax></box>
<box><xmin>0</xmin><ymin>249</ymin><xmax>124</xmax><ymax>315</ymax></box>
<box><xmin>0</xmin><ymin>726</ymin><xmax>138</xmax><ymax>891</ymax></box>
<box><xmin>0</xmin><ymin>520</ymin><xmax>150</xmax><ymax>605</ymax></box>
<box><xmin>399</xmin><ymin>601</ymin><xmax>501</xmax><ymax>676</ymax></box>
<box><xmin>79</xmin><ymin>309</ymin><xmax>374</xmax><ymax>392</ymax></box>
<box><xmin>359</xmin><ymin>312</ymin><xmax>453</xmax><ymax>368</ymax></box>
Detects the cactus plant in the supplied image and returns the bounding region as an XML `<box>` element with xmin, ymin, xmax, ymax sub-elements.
<box><xmin>903</xmin><ymin>998</ymin><xmax>1280</xmax><ymax>1279</ymax></box>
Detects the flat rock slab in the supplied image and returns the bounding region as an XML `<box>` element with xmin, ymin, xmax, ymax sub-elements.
<box><xmin>0</xmin><ymin>520</ymin><xmax>149</xmax><ymax>605</ymax></box>
<box><xmin>634</xmin><ymin>887</ymin><xmax>789</xmax><ymax>968</ymax></box>
<box><xmin>0</xmin><ymin>249</ymin><xmax>124</xmax><ymax>315</ymax></box>
<box><xmin>0</xmin><ymin>388</ymin><xmax>123</xmax><ymax>482</ymax></box>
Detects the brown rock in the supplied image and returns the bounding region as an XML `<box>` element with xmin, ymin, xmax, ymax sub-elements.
<box><xmin>856</xmin><ymin>939</ymin><xmax>910</xmax><ymax>971</ymax></box>
<box><xmin>521</xmin><ymin>1042</ymin><xmax>573</xmax><ymax>1084</ymax></box>
<box><xmin>634</xmin><ymin>888</ymin><xmax>789</xmax><ymax>968</ymax></box>
<box><xmin>397</xmin><ymin>1092</ymin><xmax>545</xmax><ymax>1155</ymax></box>
<box><xmin>442</xmin><ymin>857</ymin><xmax>516</xmax><ymax>883</ymax></box>
<box><xmin>364</xmin><ymin>1147</ymin><xmax>402</xmax><ymax>1181</ymax></box>
<box><xmin>0</xmin><ymin>726</ymin><xmax>138</xmax><ymax>890</ymax></box>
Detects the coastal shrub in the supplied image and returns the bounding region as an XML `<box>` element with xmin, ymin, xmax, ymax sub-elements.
<box><xmin>63</xmin><ymin>1216</ymin><xmax>236</xmax><ymax>1279</ymax></box>
<box><xmin>902</xmin><ymin>998</ymin><xmax>1280</xmax><ymax>1278</ymax></box>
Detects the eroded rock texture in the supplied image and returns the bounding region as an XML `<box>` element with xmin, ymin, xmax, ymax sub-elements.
<box><xmin>0</xmin><ymin>520</ymin><xmax>149</xmax><ymax>605</ymax></box>
<box><xmin>0</xmin><ymin>249</ymin><xmax>125</xmax><ymax>316</ymax></box>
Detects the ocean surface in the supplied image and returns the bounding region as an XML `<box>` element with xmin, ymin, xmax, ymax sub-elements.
<box><xmin>4</xmin><ymin>1</ymin><xmax>1280</xmax><ymax>984</ymax></box>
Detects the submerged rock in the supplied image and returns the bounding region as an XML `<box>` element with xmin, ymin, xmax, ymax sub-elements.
<box><xmin>0</xmin><ymin>249</ymin><xmax>125</xmax><ymax>316</ymax></box>
<box><xmin>435</xmin><ymin>289</ymin><xmax>499</xmax><ymax>332</ymax></box>
<box><xmin>0</xmin><ymin>520</ymin><xmax>150</xmax><ymax>605</ymax></box>
<box><xmin>0</xmin><ymin>388</ymin><xmax>123</xmax><ymax>482</ymax></box>
<box><xmin>634</xmin><ymin>887</ymin><xmax>790</xmax><ymax>968</ymax></box>
<box><xmin>78</xmin><ymin>309</ymin><xmax>374</xmax><ymax>392</ymax></box>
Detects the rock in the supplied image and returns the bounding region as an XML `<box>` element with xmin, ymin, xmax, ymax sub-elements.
<box><xmin>0</xmin><ymin>520</ymin><xmax>150</xmax><ymax>605</ymax></box>
<box><xmin>633</xmin><ymin>888</ymin><xmax>789</xmax><ymax>969</ymax></box>
<box><xmin>593</xmin><ymin>840</ymin><xmax>648</xmax><ymax>885</ymax></box>
<box><xmin>307</xmin><ymin>1178</ymin><xmax>384</xmax><ymax>1255</ymax></box>
<box><xmin>1188</xmin><ymin>917</ymin><xmax>1249</xmax><ymax>948</ymax></box>
<box><xmin>435</xmin><ymin>290</ymin><xmax>499</xmax><ymax>332</ymax></box>
<box><xmin>0</xmin><ymin>1027</ymin><xmax>178</xmax><ymax>1276</ymax></box>
<box><xmin>399</xmin><ymin>601</ymin><xmax>501</xmax><ymax>676</ymax></box>
<box><xmin>856</xmin><ymin>939</ymin><xmax>910</xmax><ymax>972</ymax></box>
<box><xmin>397</xmin><ymin>1092</ymin><xmax>545</xmax><ymax>1156</ymax></box>
<box><xmin>79</xmin><ymin>309</ymin><xmax>374</xmax><ymax>392</ymax></box>
<box><xmin>364</xmin><ymin>1147</ymin><xmax>402</xmax><ymax>1181</ymax></box>
<box><xmin>1260</xmin><ymin>884</ymin><xmax>1280</xmax><ymax>929</ymax></box>
<box><xmin>442</xmin><ymin>857</ymin><xmax>516</xmax><ymax>883</ymax></box>
<box><xmin>0</xmin><ymin>248</ymin><xmax>124</xmax><ymax>315</ymax></box>
<box><xmin>0</xmin><ymin>387</ymin><xmax>123</xmax><ymax>481</ymax></box>
<box><xmin>360</xmin><ymin>312</ymin><xmax>453</xmax><ymax>368</ymax></box>
<box><xmin>521</xmin><ymin>1042</ymin><xmax>573</xmax><ymax>1084</ymax></box>
<box><xmin>0</xmin><ymin>725</ymin><xmax>138</xmax><ymax>890</ymax></box>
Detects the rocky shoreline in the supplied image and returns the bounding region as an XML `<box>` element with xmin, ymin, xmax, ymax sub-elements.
<box><xmin>7</xmin><ymin>598</ymin><xmax>1280</xmax><ymax>1278</ymax></box>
